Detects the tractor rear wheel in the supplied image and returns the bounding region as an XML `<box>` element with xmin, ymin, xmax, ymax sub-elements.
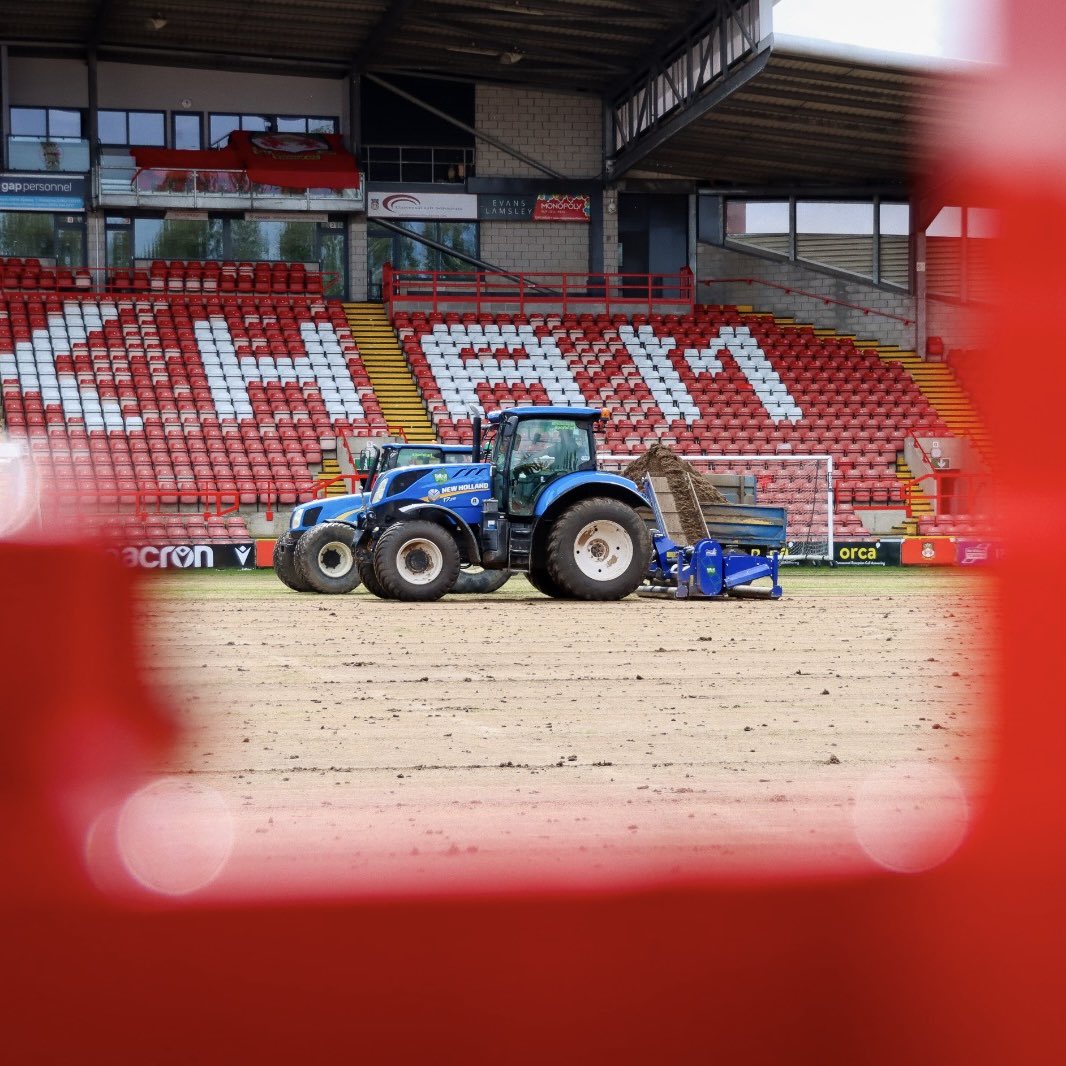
<box><xmin>453</xmin><ymin>567</ymin><xmax>512</xmax><ymax>595</ymax></box>
<box><xmin>273</xmin><ymin>530</ymin><xmax>312</xmax><ymax>592</ymax></box>
<box><xmin>356</xmin><ymin>540</ymin><xmax>393</xmax><ymax>599</ymax></box>
<box><xmin>294</xmin><ymin>521</ymin><xmax>361</xmax><ymax>594</ymax></box>
<box><xmin>374</xmin><ymin>521</ymin><xmax>460</xmax><ymax>602</ymax></box>
<box><xmin>546</xmin><ymin>497</ymin><xmax>651</xmax><ymax>601</ymax></box>
<box><xmin>526</xmin><ymin>566</ymin><xmax>573</xmax><ymax>599</ymax></box>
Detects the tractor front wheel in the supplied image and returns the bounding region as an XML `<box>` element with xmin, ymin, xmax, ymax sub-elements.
<box><xmin>546</xmin><ymin>497</ymin><xmax>651</xmax><ymax>601</ymax></box>
<box><xmin>294</xmin><ymin>522</ymin><xmax>362</xmax><ymax>594</ymax></box>
<box><xmin>374</xmin><ymin>521</ymin><xmax>460</xmax><ymax>602</ymax></box>
<box><xmin>273</xmin><ymin>530</ymin><xmax>312</xmax><ymax>592</ymax></box>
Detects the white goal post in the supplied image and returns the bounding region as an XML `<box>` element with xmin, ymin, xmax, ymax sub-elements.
<box><xmin>599</xmin><ymin>452</ymin><xmax>835</xmax><ymax>562</ymax></box>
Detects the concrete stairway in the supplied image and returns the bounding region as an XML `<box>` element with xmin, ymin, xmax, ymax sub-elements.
<box><xmin>343</xmin><ymin>302</ymin><xmax>435</xmax><ymax>443</ymax></box>
<box><xmin>876</xmin><ymin>347</ymin><xmax>991</xmax><ymax>463</ymax></box>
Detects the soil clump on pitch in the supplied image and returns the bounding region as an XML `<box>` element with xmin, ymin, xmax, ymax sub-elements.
<box><xmin>622</xmin><ymin>443</ymin><xmax>727</xmax><ymax>544</ymax></box>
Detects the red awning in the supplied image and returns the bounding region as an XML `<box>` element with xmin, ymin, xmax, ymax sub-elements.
<box><xmin>130</xmin><ymin>146</ymin><xmax>240</xmax><ymax>171</ymax></box>
<box><xmin>130</xmin><ymin>132</ymin><xmax>360</xmax><ymax>191</ymax></box>
<box><xmin>228</xmin><ymin>131</ymin><xmax>360</xmax><ymax>190</ymax></box>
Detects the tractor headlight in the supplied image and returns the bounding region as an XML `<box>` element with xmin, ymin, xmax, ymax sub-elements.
<box><xmin>289</xmin><ymin>506</ymin><xmax>305</xmax><ymax>529</ymax></box>
<box><xmin>370</xmin><ymin>475</ymin><xmax>390</xmax><ymax>505</ymax></box>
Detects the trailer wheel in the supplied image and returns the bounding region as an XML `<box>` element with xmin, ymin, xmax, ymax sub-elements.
<box><xmin>453</xmin><ymin>568</ymin><xmax>512</xmax><ymax>595</ymax></box>
<box><xmin>374</xmin><ymin>521</ymin><xmax>460</xmax><ymax>602</ymax></box>
<box><xmin>273</xmin><ymin>531</ymin><xmax>312</xmax><ymax>592</ymax></box>
<box><xmin>356</xmin><ymin>540</ymin><xmax>393</xmax><ymax>599</ymax></box>
<box><xmin>546</xmin><ymin>497</ymin><xmax>651</xmax><ymax>601</ymax></box>
<box><xmin>294</xmin><ymin>521</ymin><xmax>361</xmax><ymax>594</ymax></box>
<box><xmin>526</xmin><ymin>566</ymin><xmax>573</xmax><ymax>599</ymax></box>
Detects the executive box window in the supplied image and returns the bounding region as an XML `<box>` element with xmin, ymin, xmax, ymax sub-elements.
<box><xmin>173</xmin><ymin>113</ymin><xmax>203</xmax><ymax>150</ymax></box>
<box><xmin>121</xmin><ymin>216</ymin><xmax>348</xmax><ymax>297</ymax></box>
<box><xmin>367</xmin><ymin>221</ymin><xmax>479</xmax><ymax>300</ymax></box>
<box><xmin>208</xmin><ymin>113</ymin><xmax>339</xmax><ymax>146</ymax></box>
<box><xmin>98</xmin><ymin>110</ymin><xmax>166</xmax><ymax>147</ymax></box>
<box><xmin>9</xmin><ymin>107</ymin><xmax>84</xmax><ymax>139</ymax></box>
<box><xmin>0</xmin><ymin>211</ymin><xmax>84</xmax><ymax>266</ymax></box>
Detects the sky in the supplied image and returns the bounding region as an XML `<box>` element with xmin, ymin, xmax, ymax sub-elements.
<box><xmin>772</xmin><ymin>0</ymin><xmax>1001</xmax><ymax>64</ymax></box>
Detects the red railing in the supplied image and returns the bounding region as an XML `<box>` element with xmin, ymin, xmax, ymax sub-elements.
<box><xmin>383</xmin><ymin>264</ymin><xmax>696</xmax><ymax>317</ymax></box>
<box><xmin>700</xmin><ymin>276</ymin><xmax>914</xmax><ymax>326</ymax></box>
<box><xmin>903</xmin><ymin>470</ymin><xmax>996</xmax><ymax>519</ymax></box>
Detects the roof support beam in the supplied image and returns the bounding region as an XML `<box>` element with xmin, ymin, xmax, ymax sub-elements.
<box><xmin>607</xmin><ymin>44</ymin><xmax>772</xmax><ymax>180</ymax></box>
<box><xmin>605</xmin><ymin>0</ymin><xmax>771</xmax><ymax>180</ymax></box>
<box><xmin>349</xmin><ymin>0</ymin><xmax>421</xmax><ymax>73</ymax></box>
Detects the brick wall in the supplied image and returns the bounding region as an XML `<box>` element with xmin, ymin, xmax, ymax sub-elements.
<box><xmin>348</xmin><ymin>216</ymin><xmax>368</xmax><ymax>302</ymax></box>
<box><xmin>697</xmin><ymin>243</ymin><xmax>917</xmax><ymax>350</ymax></box>
<box><xmin>480</xmin><ymin>222</ymin><xmax>589</xmax><ymax>274</ymax></box>
<box><xmin>474</xmin><ymin>85</ymin><xmax>602</xmax><ymax>179</ymax></box>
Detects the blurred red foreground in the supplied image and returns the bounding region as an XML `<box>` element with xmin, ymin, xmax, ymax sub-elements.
<box><xmin>2</xmin><ymin>7</ymin><xmax>1064</xmax><ymax>1064</ymax></box>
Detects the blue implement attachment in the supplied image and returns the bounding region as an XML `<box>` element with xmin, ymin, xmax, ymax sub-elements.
<box><xmin>674</xmin><ymin>539</ymin><xmax>782</xmax><ymax>599</ymax></box>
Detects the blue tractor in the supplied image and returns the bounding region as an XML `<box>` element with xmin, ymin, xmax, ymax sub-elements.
<box><xmin>279</xmin><ymin>406</ymin><xmax>783</xmax><ymax>603</ymax></box>
<box><xmin>274</xmin><ymin>441</ymin><xmax>511</xmax><ymax>595</ymax></box>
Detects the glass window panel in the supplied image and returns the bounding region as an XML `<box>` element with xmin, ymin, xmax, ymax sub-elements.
<box><xmin>308</xmin><ymin>117</ymin><xmax>337</xmax><ymax>133</ymax></box>
<box><xmin>367</xmin><ymin>233</ymin><xmax>393</xmax><ymax>300</ymax></box>
<box><xmin>276</xmin><ymin>117</ymin><xmax>307</xmax><ymax>133</ymax></box>
<box><xmin>796</xmin><ymin>201</ymin><xmax>873</xmax><ymax>235</ymax></box>
<box><xmin>134</xmin><ymin>218</ymin><xmax>223</xmax><ymax>261</ymax></box>
<box><xmin>210</xmin><ymin>114</ymin><xmax>239</xmax><ymax>145</ymax></box>
<box><xmin>98</xmin><ymin>110</ymin><xmax>127</xmax><ymax>145</ymax></box>
<box><xmin>725</xmin><ymin>200</ymin><xmax>789</xmax><ymax>256</ymax></box>
<box><xmin>129</xmin><ymin>111</ymin><xmax>165</xmax><ymax>146</ymax></box>
<box><xmin>0</xmin><ymin>211</ymin><xmax>56</xmax><ymax>258</ymax></box>
<box><xmin>278</xmin><ymin>221</ymin><xmax>314</xmax><ymax>262</ymax></box>
<box><xmin>10</xmin><ymin>108</ymin><xmax>46</xmax><ymax>136</ymax></box>
<box><xmin>928</xmin><ymin>206</ymin><xmax>962</xmax><ymax>238</ymax></box>
<box><xmin>49</xmin><ymin>109</ymin><xmax>82</xmax><ymax>138</ymax></box>
<box><xmin>56</xmin><ymin>227</ymin><xmax>84</xmax><ymax>269</ymax></box>
<box><xmin>880</xmin><ymin>202</ymin><xmax>910</xmax><ymax>236</ymax></box>
<box><xmin>796</xmin><ymin>201</ymin><xmax>874</xmax><ymax>280</ymax></box>
<box><xmin>173</xmin><ymin>114</ymin><xmax>201</xmax><ymax>150</ymax></box>
<box><xmin>106</xmin><ymin>227</ymin><xmax>132</xmax><ymax>269</ymax></box>
<box><xmin>241</xmin><ymin>115</ymin><xmax>270</xmax><ymax>132</ymax></box>
<box><xmin>319</xmin><ymin>230</ymin><xmax>346</xmax><ymax>297</ymax></box>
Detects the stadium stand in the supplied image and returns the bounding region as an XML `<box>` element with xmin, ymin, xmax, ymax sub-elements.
<box><xmin>397</xmin><ymin>305</ymin><xmax>955</xmax><ymax>539</ymax></box>
<box><xmin>0</xmin><ymin>286</ymin><xmax>385</xmax><ymax>540</ymax></box>
<box><xmin>1</xmin><ymin>269</ymin><xmax>992</xmax><ymax>546</ymax></box>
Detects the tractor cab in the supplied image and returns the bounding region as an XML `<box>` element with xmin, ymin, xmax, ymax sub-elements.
<box><xmin>484</xmin><ymin>407</ymin><xmax>600</xmax><ymax>517</ymax></box>
<box><xmin>359</xmin><ymin>442</ymin><xmax>473</xmax><ymax>492</ymax></box>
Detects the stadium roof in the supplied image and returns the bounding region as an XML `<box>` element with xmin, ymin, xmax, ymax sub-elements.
<box><xmin>3</xmin><ymin>0</ymin><xmax>963</xmax><ymax>190</ymax></box>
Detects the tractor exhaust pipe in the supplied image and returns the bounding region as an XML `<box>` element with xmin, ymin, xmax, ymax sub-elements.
<box><xmin>471</xmin><ymin>416</ymin><xmax>482</xmax><ymax>462</ymax></box>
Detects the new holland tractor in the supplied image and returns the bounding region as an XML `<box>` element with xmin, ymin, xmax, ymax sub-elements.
<box><xmin>274</xmin><ymin>441</ymin><xmax>512</xmax><ymax>595</ymax></box>
<box><xmin>277</xmin><ymin>406</ymin><xmax>785</xmax><ymax>603</ymax></box>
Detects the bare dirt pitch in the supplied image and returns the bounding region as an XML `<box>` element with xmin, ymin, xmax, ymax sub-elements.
<box><xmin>132</xmin><ymin>568</ymin><xmax>995</xmax><ymax>897</ymax></box>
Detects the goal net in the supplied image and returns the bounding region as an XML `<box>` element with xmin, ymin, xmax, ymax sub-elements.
<box><xmin>599</xmin><ymin>452</ymin><xmax>834</xmax><ymax>562</ymax></box>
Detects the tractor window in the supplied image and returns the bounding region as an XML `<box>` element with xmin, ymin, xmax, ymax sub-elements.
<box><xmin>508</xmin><ymin>418</ymin><xmax>573</xmax><ymax>516</ymax></box>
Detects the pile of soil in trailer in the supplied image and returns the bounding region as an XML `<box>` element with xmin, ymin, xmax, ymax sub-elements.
<box><xmin>622</xmin><ymin>443</ymin><xmax>727</xmax><ymax>545</ymax></box>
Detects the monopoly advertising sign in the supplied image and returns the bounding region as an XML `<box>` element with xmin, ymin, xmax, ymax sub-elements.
<box><xmin>833</xmin><ymin>539</ymin><xmax>902</xmax><ymax>566</ymax></box>
<box><xmin>0</xmin><ymin>172</ymin><xmax>86</xmax><ymax>211</ymax></box>
<box><xmin>477</xmin><ymin>193</ymin><xmax>590</xmax><ymax>222</ymax></box>
<box><xmin>368</xmin><ymin>191</ymin><xmax>477</xmax><ymax>219</ymax></box>
<box><xmin>106</xmin><ymin>543</ymin><xmax>256</xmax><ymax>570</ymax></box>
